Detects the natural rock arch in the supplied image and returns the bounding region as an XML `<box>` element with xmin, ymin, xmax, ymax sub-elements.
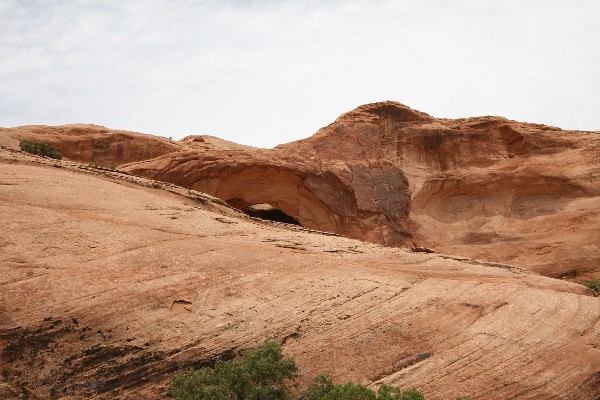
<box><xmin>188</xmin><ymin>165</ymin><xmax>354</xmax><ymax>234</ymax></box>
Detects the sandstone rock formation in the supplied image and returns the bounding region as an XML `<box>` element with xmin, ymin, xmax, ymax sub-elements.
<box><xmin>135</xmin><ymin>102</ymin><xmax>600</xmax><ymax>281</ymax></box>
<box><xmin>1</xmin><ymin>148</ymin><xmax>598</xmax><ymax>399</ymax></box>
<box><xmin>288</xmin><ymin>102</ymin><xmax>600</xmax><ymax>281</ymax></box>
<box><xmin>0</xmin><ymin>124</ymin><xmax>182</xmax><ymax>167</ymax></box>
<box><xmin>2</xmin><ymin>102</ymin><xmax>599</xmax><ymax>281</ymax></box>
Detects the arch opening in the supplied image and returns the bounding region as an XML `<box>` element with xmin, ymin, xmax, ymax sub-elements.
<box><xmin>241</xmin><ymin>203</ymin><xmax>302</xmax><ymax>226</ymax></box>
<box><xmin>192</xmin><ymin>166</ymin><xmax>341</xmax><ymax>233</ymax></box>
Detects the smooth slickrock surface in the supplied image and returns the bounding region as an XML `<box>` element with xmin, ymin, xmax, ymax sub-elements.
<box><xmin>0</xmin><ymin>148</ymin><xmax>599</xmax><ymax>399</ymax></box>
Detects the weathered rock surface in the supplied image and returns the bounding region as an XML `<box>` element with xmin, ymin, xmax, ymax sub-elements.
<box><xmin>0</xmin><ymin>148</ymin><xmax>598</xmax><ymax>400</ymax></box>
<box><xmin>122</xmin><ymin>134</ymin><xmax>414</xmax><ymax>247</ymax></box>
<box><xmin>2</xmin><ymin>102</ymin><xmax>599</xmax><ymax>281</ymax></box>
<box><xmin>288</xmin><ymin>102</ymin><xmax>600</xmax><ymax>281</ymax></box>
<box><xmin>0</xmin><ymin>124</ymin><xmax>182</xmax><ymax>167</ymax></box>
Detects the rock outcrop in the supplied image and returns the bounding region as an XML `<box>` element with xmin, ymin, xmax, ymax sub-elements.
<box><xmin>0</xmin><ymin>124</ymin><xmax>182</xmax><ymax>167</ymax></box>
<box><xmin>285</xmin><ymin>102</ymin><xmax>600</xmax><ymax>281</ymax></box>
<box><xmin>2</xmin><ymin>101</ymin><xmax>599</xmax><ymax>281</ymax></box>
<box><xmin>1</xmin><ymin>148</ymin><xmax>598</xmax><ymax>399</ymax></box>
<box><xmin>120</xmin><ymin>132</ymin><xmax>414</xmax><ymax>247</ymax></box>
<box><xmin>126</xmin><ymin>102</ymin><xmax>600</xmax><ymax>280</ymax></box>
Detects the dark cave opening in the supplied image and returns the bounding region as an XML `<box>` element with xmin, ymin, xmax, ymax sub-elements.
<box><xmin>242</xmin><ymin>204</ymin><xmax>302</xmax><ymax>226</ymax></box>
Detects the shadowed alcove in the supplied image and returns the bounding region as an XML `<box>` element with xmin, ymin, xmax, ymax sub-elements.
<box><xmin>239</xmin><ymin>203</ymin><xmax>302</xmax><ymax>226</ymax></box>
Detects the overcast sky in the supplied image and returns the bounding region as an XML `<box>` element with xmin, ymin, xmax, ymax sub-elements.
<box><xmin>1</xmin><ymin>1</ymin><xmax>599</xmax><ymax>148</ymax></box>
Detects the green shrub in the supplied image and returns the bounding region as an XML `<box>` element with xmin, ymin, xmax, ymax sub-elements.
<box><xmin>583</xmin><ymin>278</ymin><xmax>600</xmax><ymax>295</ymax></box>
<box><xmin>171</xmin><ymin>342</ymin><xmax>451</xmax><ymax>400</ymax></box>
<box><xmin>377</xmin><ymin>384</ymin><xmax>425</xmax><ymax>400</ymax></box>
<box><xmin>303</xmin><ymin>374</ymin><xmax>335</xmax><ymax>400</ymax></box>
<box><xmin>320</xmin><ymin>382</ymin><xmax>376</xmax><ymax>400</ymax></box>
<box><xmin>171</xmin><ymin>341</ymin><xmax>298</xmax><ymax>400</ymax></box>
<box><xmin>302</xmin><ymin>374</ymin><xmax>424</xmax><ymax>400</ymax></box>
<box><xmin>19</xmin><ymin>140</ymin><xmax>62</xmax><ymax>159</ymax></box>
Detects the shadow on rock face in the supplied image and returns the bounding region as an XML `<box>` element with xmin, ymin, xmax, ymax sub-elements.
<box><xmin>241</xmin><ymin>203</ymin><xmax>302</xmax><ymax>226</ymax></box>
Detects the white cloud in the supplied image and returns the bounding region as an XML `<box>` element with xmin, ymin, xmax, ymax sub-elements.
<box><xmin>1</xmin><ymin>0</ymin><xmax>599</xmax><ymax>147</ymax></box>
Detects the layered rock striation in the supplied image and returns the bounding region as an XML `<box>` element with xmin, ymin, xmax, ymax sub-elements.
<box><xmin>0</xmin><ymin>148</ymin><xmax>598</xmax><ymax>399</ymax></box>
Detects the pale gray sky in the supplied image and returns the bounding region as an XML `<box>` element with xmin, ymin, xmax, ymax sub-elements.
<box><xmin>1</xmin><ymin>0</ymin><xmax>599</xmax><ymax>148</ymax></box>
